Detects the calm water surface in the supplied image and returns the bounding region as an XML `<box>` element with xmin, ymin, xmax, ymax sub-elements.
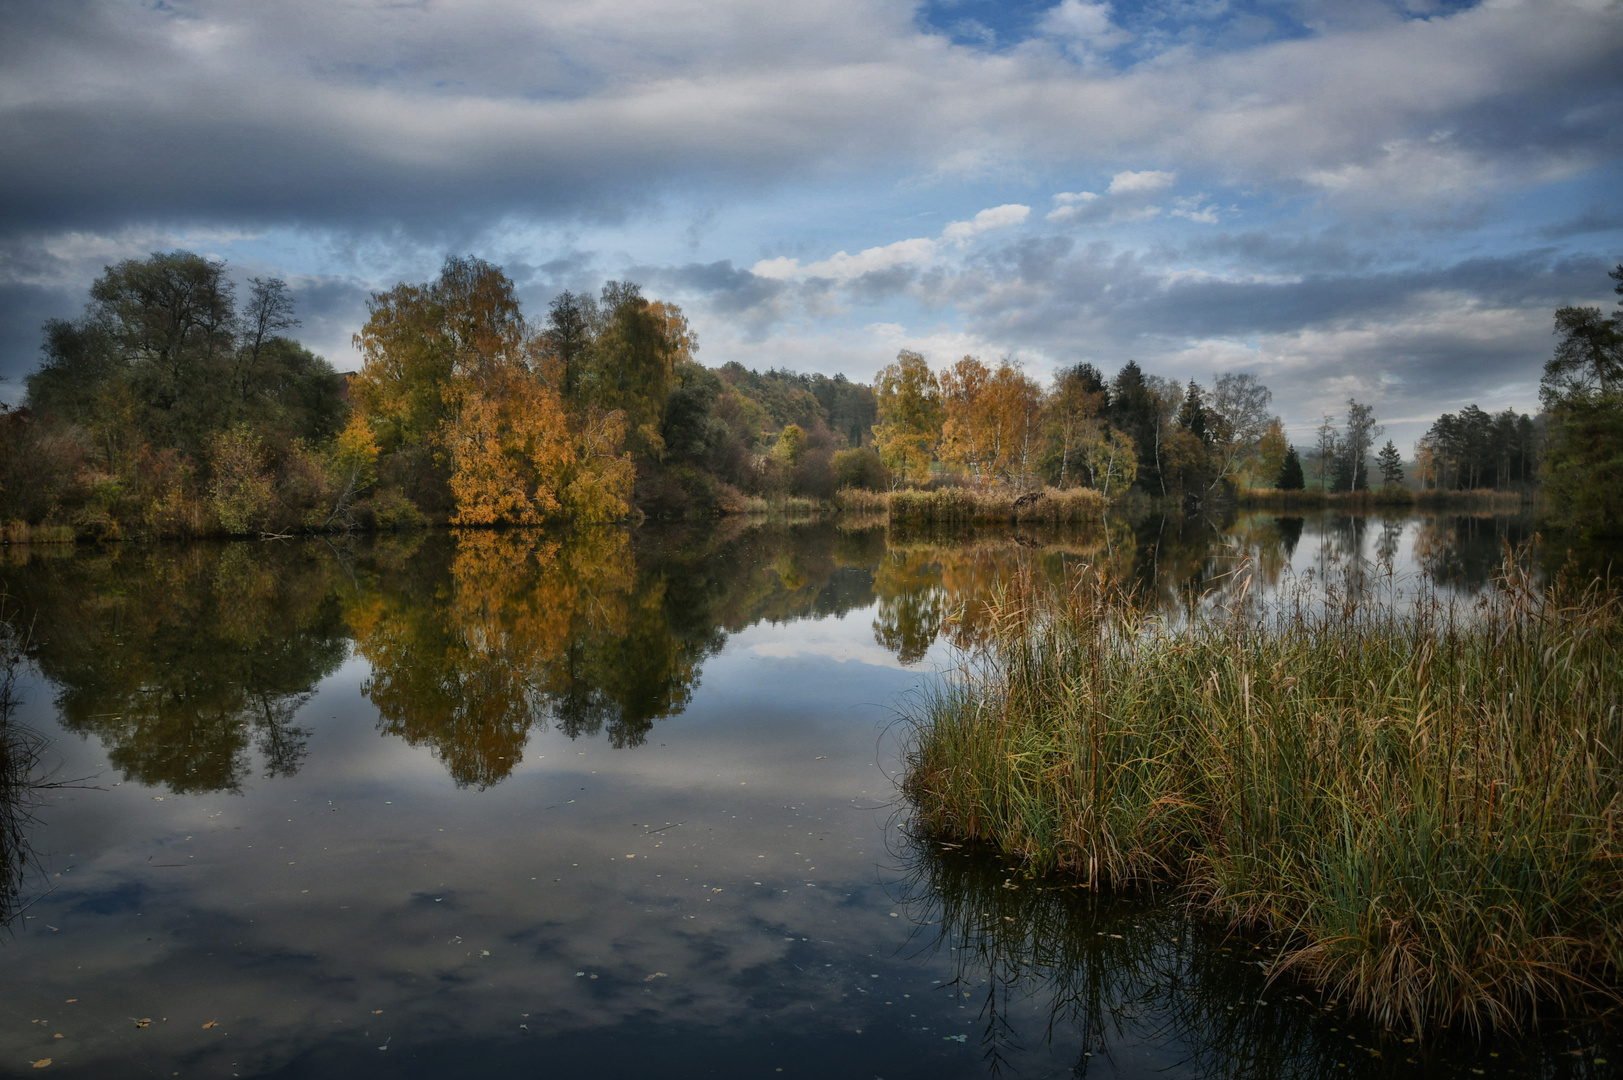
<box><xmin>0</xmin><ymin>512</ymin><xmax>1616</xmax><ymax>1079</ymax></box>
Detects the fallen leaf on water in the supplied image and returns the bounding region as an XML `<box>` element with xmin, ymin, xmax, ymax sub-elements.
<box><xmin>133</xmin><ymin>1018</ymin><xmax>152</xmax><ymax>1028</ymax></box>
<box><xmin>644</xmin><ymin>972</ymin><xmax>668</xmax><ymax>981</ymax></box>
<box><xmin>202</xmin><ymin>1021</ymin><xmax>217</xmax><ymax>1029</ymax></box>
<box><xmin>31</xmin><ymin>1059</ymin><xmax>50</xmax><ymax>1069</ymax></box>
<box><xmin>372</xmin><ymin>1010</ymin><xmax>383</xmax><ymax>1015</ymax></box>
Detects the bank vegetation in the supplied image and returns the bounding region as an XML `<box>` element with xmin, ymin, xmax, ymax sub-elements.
<box><xmin>904</xmin><ymin>560</ymin><xmax>1623</xmax><ymax>1035</ymax></box>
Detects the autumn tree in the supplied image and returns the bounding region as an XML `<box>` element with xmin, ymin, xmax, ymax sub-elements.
<box><xmin>1253</xmin><ymin>418</ymin><xmax>1288</xmax><ymax>489</ymax></box>
<box><xmin>1081</xmin><ymin>425</ymin><xmax>1137</xmax><ymax>497</ymax></box>
<box><xmin>873</xmin><ymin>350</ymin><xmax>942</xmax><ymax>486</ymax></box>
<box><xmin>352</xmin><ymin>256</ymin><xmax>635</xmax><ymax>525</ymax></box>
<box><xmin>1041</xmin><ymin>363</ymin><xmax>1107</xmax><ymax>488</ymax></box>
<box><xmin>575</xmin><ymin>283</ymin><xmax>690</xmax><ymax>461</ymax></box>
<box><xmin>938</xmin><ymin>355</ymin><xmax>992</xmax><ymax>480</ymax></box>
<box><xmin>990</xmin><ymin>361</ymin><xmax>1045</xmax><ymax>485</ymax></box>
<box><xmin>1205</xmin><ymin>372</ymin><xmax>1277</xmax><ymax>495</ymax></box>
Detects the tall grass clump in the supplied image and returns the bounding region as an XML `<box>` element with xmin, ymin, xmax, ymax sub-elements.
<box><xmin>903</xmin><ymin>560</ymin><xmax>1623</xmax><ymax>1035</ymax></box>
<box><xmin>889</xmin><ymin>486</ymin><xmax>1105</xmax><ymax>525</ymax></box>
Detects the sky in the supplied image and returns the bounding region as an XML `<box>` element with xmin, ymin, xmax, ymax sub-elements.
<box><xmin>1</xmin><ymin>0</ymin><xmax>1620</xmax><ymax>449</ymax></box>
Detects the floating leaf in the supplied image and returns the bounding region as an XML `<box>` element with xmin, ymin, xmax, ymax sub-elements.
<box><xmin>202</xmin><ymin>1021</ymin><xmax>218</xmax><ymax>1029</ymax></box>
<box><xmin>133</xmin><ymin>1018</ymin><xmax>152</xmax><ymax>1028</ymax></box>
<box><xmin>31</xmin><ymin>1059</ymin><xmax>50</xmax><ymax>1069</ymax></box>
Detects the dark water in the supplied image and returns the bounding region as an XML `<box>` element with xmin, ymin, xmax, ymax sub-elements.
<box><xmin>0</xmin><ymin>513</ymin><xmax>1616</xmax><ymax>1079</ymax></box>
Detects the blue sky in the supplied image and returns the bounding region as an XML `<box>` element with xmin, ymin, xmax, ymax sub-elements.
<box><xmin>1</xmin><ymin>0</ymin><xmax>1619</xmax><ymax>448</ymax></box>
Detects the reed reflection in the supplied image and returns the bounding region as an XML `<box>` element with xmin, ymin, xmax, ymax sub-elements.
<box><xmin>894</xmin><ymin>839</ymin><xmax>1613</xmax><ymax>1079</ymax></box>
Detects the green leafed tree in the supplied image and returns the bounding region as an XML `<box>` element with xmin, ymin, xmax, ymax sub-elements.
<box><xmin>1540</xmin><ymin>263</ymin><xmax>1623</xmax><ymax>535</ymax></box>
<box><xmin>872</xmin><ymin>350</ymin><xmax>942</xmax><ymax>486</ymax></box>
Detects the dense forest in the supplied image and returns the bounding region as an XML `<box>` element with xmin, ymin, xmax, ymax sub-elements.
<box><xmin>1</xmin><ymin>252</ymin><xmax>1617</xmax><ymax>537</ymax></box>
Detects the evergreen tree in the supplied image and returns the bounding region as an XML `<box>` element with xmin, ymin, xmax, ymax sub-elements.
<box><xmin>1541</xmin><ymin>263</ymin><xmax>1623</xmax><ymax>534</ymax></box>
<box><xmin>1375</xmin><ymin>440</ymin><xmax>1404</xmax><ymax>487</ymax></box>
<box><xmin>1277</xmin><ymin>446</ymin><xmax>1305</xmax><ymax>490</ymax></box>
<box><xmin>1175</xmin><ymin>381</ymin><xmax>1209</xmax><ymax>444</ymax></box>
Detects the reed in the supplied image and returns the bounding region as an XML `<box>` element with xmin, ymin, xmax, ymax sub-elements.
<box><xmin>903</xmin><ymin>559</ymin><xmax>1623</xmax><ymax>1035</ymax></box>
<box><xmin>833</xmin><ymin>487</ymin><xmax>890</xmax><ymax>513</ymax></box>
<box><xmin>888</xmin><ymin>486</ymin><xmax>1106</xmax><ymax>525</ymax></box>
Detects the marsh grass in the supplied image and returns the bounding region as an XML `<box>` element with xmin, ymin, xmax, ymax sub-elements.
<box><xmin>903</xmin><ymin>556</ymin><xmax>1623</xmax><ymax>1035</ymax></box>
<box><xmin>889</xmin><ymin>486</ymin><xmax>1106</xmax><ymax>525</ymax></box>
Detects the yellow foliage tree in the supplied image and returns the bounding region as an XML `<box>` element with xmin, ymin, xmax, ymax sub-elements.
<box><xmin>447</xmin><ymin>374</ymin><xmax>575</xmax><ymax>526</ymax></box>
<box><xmin>873</xmin><ymin>350</ymin><xmax>942</xmax><ymax>487</ymax></box>
<box><xmin>938</xmin><ymin>356</ymin><xmax>992</xmax><ymax>480</ymax></box>
<box><xmin>1081</xmin><ymin>424</ymin><xmax>1138</xmax><ymax>497</ymax></box>
<box><xmin>939</xmin><ymin>357</ymin><xmax>1044</xmax><ymax>486</ymax></box>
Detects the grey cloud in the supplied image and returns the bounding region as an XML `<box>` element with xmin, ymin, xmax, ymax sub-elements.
<box><xmin>1189</xmin><ymin>232</ymin><xmax>1377</xmax><ymax>277</ymax></box>
<box><xmin>2</xmin><ymin>0</ymin><xmax>1618</xmax><ymax>248</ymax></box>
<box><xmin>1538</xmin><ymin>207</ymin><xmax>1623</xmax><ymax>241</ymax></box>
<box><xmin>0</xmin><ymin>283</ymin><xmax>81</xmax><ymax>402</ymax></box>
<box><xmin>646</xmin><ymin>260</ymin><xmax>789</xmax><ymax>315</ymax></box>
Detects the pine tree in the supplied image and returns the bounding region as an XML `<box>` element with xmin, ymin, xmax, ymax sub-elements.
<box><xmin>1277</xmin><ymin>445</ymin><xmax>1305</xmax><ymax>490</ymax></box>
<box><xmin>1375</xmin><ymin>439</ymin><xmax>1404</xmax><ymax>488</ymax></box>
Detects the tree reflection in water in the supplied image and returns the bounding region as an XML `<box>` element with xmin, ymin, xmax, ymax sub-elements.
<box><xmin>5</xmin><ymin>542</ymin><xmax>346</xmax><ymax>794</ymax></box>
<box><xmin>0</xmin><ymin>509</ymin><xmax>1558</xmax><ymax>798</ymax></box>
<box><xmin>0</xmin><ymin>619</ymin><xmax>43</xmax><ymax>928</ymax></box>
<box><xmin>893</xmin><ymin>837</ymin><xmax>1615</xmax><ymax>1079</ymax></box>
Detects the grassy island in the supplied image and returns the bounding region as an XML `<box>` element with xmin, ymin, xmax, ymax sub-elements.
<box><xmin>903</xmin><ymin>563</ymin><xmax>1623</xmax><ymax>1035</ymax></box>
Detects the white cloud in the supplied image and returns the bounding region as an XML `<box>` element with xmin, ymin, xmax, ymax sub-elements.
<box><xmin>941</xmin><ymin>203</ymin><xmax>1031</xmax><ymax>244</ymax></box>
<box><xmin>1169</xmin><ymin>194</ymin><xmax>1219</xmax><ymax>224</ymax></box>
<box><xmin>751</xmin><ymin>237</ymin><xmax>937</xmax><ymax>282</ymax></box>
<box><xmin>1039</xmin><ymin>0</ymin><xmax>1133</xmax><ymax>59</ymax></box>
<box><xmin>1046</xmin><ymin>171</ymin><xmax>1178</xmax><ymax>223</ymax></box>
<box><xmin>1106</xmin><ymin>170</ymin><xmax>1176</xmax><ymax>195</ymax></box>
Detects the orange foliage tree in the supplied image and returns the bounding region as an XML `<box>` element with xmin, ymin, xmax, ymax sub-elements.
<box><xmin>352</xmin><ymin>256</ymin><xmax>635</xmax><ymax>525</ymax></box>
<box><xmin>939</xmin><ymin>356</ymin><xmax>1045</xmax><ymax>485</ymax></box>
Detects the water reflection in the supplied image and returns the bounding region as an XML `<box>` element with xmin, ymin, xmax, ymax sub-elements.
<box><xmin>0</xmin><ymin>622</ymin><xmax>42</xmax><ymax>927</ymax></box>
<box><xmin>895</xmin><ymin>839</ymin><xmax>1619</xmax><ymax>1079</ymax></box>
<box><xmin>0</xmin><ymin>509</ymin><xmax>1616</xmax><ymax>1079</ymax></box>
<box><xmin>0</xmin><ymin>508</ymin><xmax>1570</xmax><ymax>799</ymax></box>
<box><xmin>4</xmin><ymin>543</ymin><xmax>345</xmax><ymax>794</ymax></box>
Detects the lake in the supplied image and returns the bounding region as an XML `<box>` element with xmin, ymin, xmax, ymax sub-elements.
<box><xmin>0</xmin><ymin>510</ymin><xmax>1616</xmax><ymax>1079</ymax></box>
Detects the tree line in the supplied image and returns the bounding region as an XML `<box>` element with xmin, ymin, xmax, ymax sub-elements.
<box><xmin>870</xmin><ymin>351</ymin><xmax>1288</xmax><ymax>503</ymax></box>
<box><xmin>2</xmin><ymin>250</ymin><xmax>1616</xmax><ymax>535</ymax></box>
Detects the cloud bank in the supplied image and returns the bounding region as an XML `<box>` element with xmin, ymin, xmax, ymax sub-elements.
<box><xmin>0</xmin><ymin>0</ymin><xmax>1618</xmax><ymax>445</ymax></box>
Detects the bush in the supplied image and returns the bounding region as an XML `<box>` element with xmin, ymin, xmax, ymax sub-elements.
<box><xmin>832</xmin><ymin>446</ymin><xmax>889</xmax><ymax>491</ymax></box>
